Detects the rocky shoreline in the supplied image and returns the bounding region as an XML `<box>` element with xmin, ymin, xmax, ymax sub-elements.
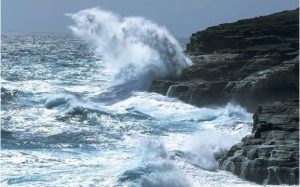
<box><xmin>219</xmin><ymin>100</ymin><xmax>299</xmax><ymax>185</ymax></box>
<box><xmin>150</xmin><ymin>9</ymin><xmax>299</xmax><ymax>184</ymax></box>
<box><xmin>150</xmin><ymin>9</ymin><xmax>299</xmax><ymax>112</ymax></box>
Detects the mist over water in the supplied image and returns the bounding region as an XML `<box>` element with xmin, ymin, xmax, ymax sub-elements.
<box><xmin>0</xmin><ymin>8</ymin><xmax>266</xmax><ymax>187</ymax></box>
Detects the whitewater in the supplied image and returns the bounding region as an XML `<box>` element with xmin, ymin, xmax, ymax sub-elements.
<box><xmin>0</xmin><ymin>8</ymin><xmax>281</xmax><ymax>187</ymax></box>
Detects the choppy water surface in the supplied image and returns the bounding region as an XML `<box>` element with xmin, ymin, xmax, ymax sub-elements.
<box><xmin>1</xmin><ymin>8</ymin><xmax>266</xmax><ymax>187</ymax></box>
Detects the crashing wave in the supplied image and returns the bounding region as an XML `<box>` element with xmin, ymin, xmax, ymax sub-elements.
<box><xmin>67</xmin><ymin>8</ymin><xmax>192</xmax><ymax>90</ymax></box>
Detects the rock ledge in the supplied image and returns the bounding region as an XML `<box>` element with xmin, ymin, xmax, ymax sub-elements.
<box><xmin>218</xmin><ymin>100</ymin><xmax>299</xmax><ymax>185</ymax></box>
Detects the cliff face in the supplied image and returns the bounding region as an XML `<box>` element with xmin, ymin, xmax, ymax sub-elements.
<box><xmin>219</xmin><ymin>100</ymin><xmax>299</xmax><ymax>185</ymax></box>
<box><xmin>150</xmin><ymin>8</ymin><xmax>299</xmax><ymax>185</ymax></box>
<box><xmin>150</xmin><ymin>9</ymin><xmax>299</xmax><ymax>111</ymax></box>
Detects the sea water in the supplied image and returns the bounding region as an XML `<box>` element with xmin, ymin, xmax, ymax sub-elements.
<box><xmin>1</xmin><ymin>8</ymin><xmax>277</xmax><ymax>187</ymax></box>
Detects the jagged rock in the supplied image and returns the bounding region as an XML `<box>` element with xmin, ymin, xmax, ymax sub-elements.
<box><xmin>186</xmin><ymin>9</ymin><xmax>299</xmax><ymax>55</ymax></box>
<box><xmin>218</xmin><ymin>100</ymin><xmax>299</xmax><ymax>185</ymax></box>
<box><xmin>149</xmin><ymin>8</ymin><xmax>300</xmax><ymax>185</ymax></box>
<box><xmin>150</xmin><ymin>9</ymin><xmax>299</xmax><ymax>111</ymax></box>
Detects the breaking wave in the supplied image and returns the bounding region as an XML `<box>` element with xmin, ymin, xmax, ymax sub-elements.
<box><xmin>67</xmin><ymin>8</ymin><xmax>192</xmax><ymax>90</ymax></box>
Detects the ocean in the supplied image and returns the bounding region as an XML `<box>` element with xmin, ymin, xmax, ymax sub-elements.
<box><xmin>1</xmin><ymin>8</ymin><xmax>267</xmax><ymax>187</ymax></box>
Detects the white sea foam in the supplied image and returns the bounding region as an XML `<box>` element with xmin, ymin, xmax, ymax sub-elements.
<box><xmin>181</xmin><ymin>132</ymin><xmax>244</xmax><ymax>171</ymax></box>
<box><xmin>3</xmin><ymin>29</ymin><xmax>269</xmax><ymax>187</ymax></box>
<box><xmin>67</xmin><ymin>8</ymin><xmax>192</xmax><ymax>89</ymax></box>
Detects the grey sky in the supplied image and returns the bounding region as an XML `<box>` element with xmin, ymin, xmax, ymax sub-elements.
<box><xmin>2</xmin><ymin>0</ymin><xmax>299</xmax><ymax>37</ymax></box>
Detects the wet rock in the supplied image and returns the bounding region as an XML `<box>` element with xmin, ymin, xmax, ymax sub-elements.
<box><xmin>150</xmin><ymin>9</ymin><xmax>299</xmax><ymax>111</ymax></box>
<box><xmin>150</xmin><ymin>80</ymin><xmax>176</xmax><ymax>96</ymax></box>
<box><xmin>149</xmin><ymin>8</ymin><xmax>300</xmax><ymax>185</ymax></box>
<box><xmin>218</xmin><ymin>100</ymin><xmax>299</xmax><ymax>185</ymax></box>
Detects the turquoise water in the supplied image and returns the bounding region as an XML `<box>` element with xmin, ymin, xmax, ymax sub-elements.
<box><xmin>1</xmin><ymin>32</ymin><xmax>259</xmax><ymax>187</ymax></box>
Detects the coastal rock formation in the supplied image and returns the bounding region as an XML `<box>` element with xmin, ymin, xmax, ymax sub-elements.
<box><xmin>150</xmin><ymin>8</ymin><xmax>299</xmax><ymax>185</ymax></box>
<box><xmin>218</xmin><ymin>100</ymin><xmax>299</xmax><ymax>185</ymax></box>
<box><xmin>150</xmin><ymin>9</ymin><xmax>299</xmax><ymax>111</ymax></box>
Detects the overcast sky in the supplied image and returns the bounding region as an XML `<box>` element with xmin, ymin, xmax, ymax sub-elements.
<box><xmin>2</xmin><ymin>0</ymin><xmax>299</xmax><ymax>37</ymax></box>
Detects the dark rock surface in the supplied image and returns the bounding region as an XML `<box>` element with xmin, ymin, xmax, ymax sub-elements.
<box><xmin>150</xmin><ymin>9</ymin><xmax>299</xmax><ymax>111</ymax></box>
<box><xmin>218</xmin><ymin>100</ymin><xmax>299</xmax><ymax>185</ymax></box>
<box><xmin>150</xmin><ymin>8</ymin><xmax>299</xmax><ymax>185</ymax></box>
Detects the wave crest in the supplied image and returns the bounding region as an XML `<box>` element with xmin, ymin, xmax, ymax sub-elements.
<box><xmin>67</xmin><ymin>8</ymin><xmax>192</xmax><ymax>89</ymax></box>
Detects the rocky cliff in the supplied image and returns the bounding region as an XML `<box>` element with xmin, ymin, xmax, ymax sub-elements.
<box><xmin>219</xmin><ymin>100</ymin><xmax>299</xmax><ymax>185</ymax></box>
<box><xmin>150</xmin><ymin>9</ymin><xmax>299</xmax><ymax>111</ymax></box>
<box><xmin>150</xmin><ymin>8</ymin><xmax>299</xmax><ymax>185</ymax></box>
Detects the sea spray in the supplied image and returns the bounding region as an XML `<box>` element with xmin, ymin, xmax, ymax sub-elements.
<box><xmin>3</xmin><ymin>31</ymin><xmax>258</xmax><ymax>187</ymax></box>
<box><xmin>67</xmin><ymin>8</ymin><xmax>192</xmax><ymax>90</ymax></box>
<box><xmin>180</xmin><ymin>132</ymin><xmax>243</xmax><ymax>171</ymax></box>
<box><xmin>118</xmin><ymin>139</ymin><xmax>191</xmax><ymax>187</ymax></box>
